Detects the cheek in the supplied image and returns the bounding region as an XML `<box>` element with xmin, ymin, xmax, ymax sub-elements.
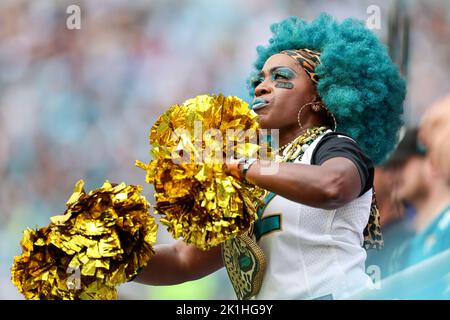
<box><xmin>275</xmin><ymin>90</ymin><xmax>303</xmax><ymax>119</ymax></box>
<box><xmin>277</xmin><ymin>81</ymin><xmax>311</xmax><ymax>109</ymax></box>
<box><xmin>403</xmin><ymin>166</ymin><xmax>423</xmax><ymax>190</ymax></box>
<box><xmin>401</xmin><ymin>166</ymin><xmax>416</xmax><ymax>184</ymax></box>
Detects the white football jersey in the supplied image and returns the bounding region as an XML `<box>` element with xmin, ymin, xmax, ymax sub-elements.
<box><xmin>255</xmin><ymin>131</ymin><xmax>374</xmax><ymax>299</ymax></box>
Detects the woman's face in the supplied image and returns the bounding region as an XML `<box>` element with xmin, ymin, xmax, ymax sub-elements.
<box><xmin>251</xmin><ymin>53</ymin><xmax>316</xmax><ymax>130</ymax></box>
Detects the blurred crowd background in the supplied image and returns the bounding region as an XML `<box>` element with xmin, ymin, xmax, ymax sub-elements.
<box><xmin>1</xmin><ymin>0</ymin><xmax>449</xmax><ymax>299</ymax></box>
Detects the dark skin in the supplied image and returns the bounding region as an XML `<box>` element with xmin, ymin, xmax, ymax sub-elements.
<box><xmin>134</xmin><ymin>241</ymin><xmax>223</xmax><ymax>285</ymax></box>
<box><xmin>242</xmin><ymin>54</ymin><xmax>361</xmax><ymax>209</ymax></box>
<box><xmin>135</xmin><ymin>53</ymin><xmax>362</xmax><ymax>286</ymax></box>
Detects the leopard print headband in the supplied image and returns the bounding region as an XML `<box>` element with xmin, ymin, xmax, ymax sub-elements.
<box><xmin>280</xmin><ymin>48</ymin><xmax>321</xmax><ymax>84</ymax></box>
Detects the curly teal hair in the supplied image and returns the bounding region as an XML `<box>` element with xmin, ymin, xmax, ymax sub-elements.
<box><xmin>247</xmin><ymin>13</ymin><xmax>406</xmax><ymax>164</ymax></box>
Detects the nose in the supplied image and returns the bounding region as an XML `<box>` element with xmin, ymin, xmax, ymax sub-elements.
<box><xmin>254</xmin><ymin>80</ymin><xmax>272</xmax><ymax>97</ymax></box>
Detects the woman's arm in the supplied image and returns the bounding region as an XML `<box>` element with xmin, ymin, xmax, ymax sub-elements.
<box><xmin>244</xmin><ymin>157</ymin><xmax>362</xmax><ymax>210</ymax></box>
<box><xmin>134</xmin><ymin>240</ymin><xmax>224</xmax><ymax>286</ymax></box>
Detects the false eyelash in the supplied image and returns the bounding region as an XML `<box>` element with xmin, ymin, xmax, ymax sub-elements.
<box><xmin>272</xmin><ymin>73</ymin><xmax>288</xmax><ymax>80</ymax></box>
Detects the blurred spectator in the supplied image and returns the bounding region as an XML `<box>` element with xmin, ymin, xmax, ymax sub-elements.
<box><xmin>390</xmin><ymin>128</ymin><xmax>429</xmax><ymax>230</ymax></box>
<box><xmin>397</xmin><ymin>93</ymin><xmax>450</xmax><ymax>299</ymax></box>
<box><xmin>365</xmin><ymin>129</ymin><xmax>421</xmax><ymax>278</ymax></box>
<box><xmin>406</xmin><ymin>95</ymin><xmax>450</xmax><ymax>266</ymax></box>
<box><xmin>367</xmin><ymin>118</ymin><xmax>450</xmax><ymax>297</ymax></box>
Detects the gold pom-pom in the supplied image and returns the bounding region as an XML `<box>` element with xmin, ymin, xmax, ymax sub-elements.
<box><xmin>136</xmin><ymin>94</ymin><xmax>267</xmax><ymax>250</ymax></box>
<box><xmin>11</xmin><ymin>180</ymin><xmax>158</xmax><ymax>300</ymax></box>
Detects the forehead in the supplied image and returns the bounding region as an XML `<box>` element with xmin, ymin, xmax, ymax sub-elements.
<box><xmin>261</xmin><ymin>53</ymin><xmax>303</xmax><ymax>74</ymax></box>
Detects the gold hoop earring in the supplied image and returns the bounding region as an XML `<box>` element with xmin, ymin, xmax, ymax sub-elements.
<box><xmin>297</xmin><ymin>101</ymin><xmax>323</xmax><ymax>130</ymax></box>
<box><xmin>297</xmin><ymin>101</ymin><xmax>337</xmax><ymax>131</ymax></box>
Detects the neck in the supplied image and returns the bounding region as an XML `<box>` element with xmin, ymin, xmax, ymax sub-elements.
<box><xmin>278</xmin><ymin>126</ymin><xmax>307</xmax><ymax>149</ymax></box>
<box><xmin>413</xmin><ymin>181</ymin><xmax>450</xmax><ymax>231</ymax></box>
<box><xmin>278</xmin><ymin>108</ymin><xmax>329</xmax><ymax>150</ymax></box>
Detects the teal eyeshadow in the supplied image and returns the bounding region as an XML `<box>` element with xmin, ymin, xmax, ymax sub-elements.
<box><xmin>251</xmin><ymin>67</ymin><xmax>295</xmax><ymax>88</ymax></box>
<box><xmin>271</xmin><ymin>68</ymin><xmax>295</xmax><ymax>80</ymax></box>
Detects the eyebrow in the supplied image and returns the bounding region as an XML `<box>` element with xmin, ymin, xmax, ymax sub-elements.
<box><xmin>257</xmin><ymin>66</ymin><xmax>298</xmax><ymax>77</ymax></box>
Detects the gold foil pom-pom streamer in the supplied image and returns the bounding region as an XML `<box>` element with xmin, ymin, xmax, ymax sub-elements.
<box><xmin>136</xmin><ymin>94</ymin><xmax>268</xmax><ymax>250</ymax></box>
<box><xmin>11</xmin><ymin>180</ymin><xmax>158</xmax><ymax>300</ymax></box>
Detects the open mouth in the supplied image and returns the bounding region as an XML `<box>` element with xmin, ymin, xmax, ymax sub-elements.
<box><xmin>252</xmin><ymin>99</ymin><xmax>269</xmax><ymax>111</ymax></box>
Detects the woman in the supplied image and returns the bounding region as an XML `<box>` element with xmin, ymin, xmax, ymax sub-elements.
<box><xmin>135</xmin><ymin>14</ymin><xmax>406</xmax><ymax>300</ymax></box>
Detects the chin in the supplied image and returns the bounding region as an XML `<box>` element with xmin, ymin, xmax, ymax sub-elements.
<box><xmin>255</xmin><ymin>115</ymin><xmax>267</xmax><ymax>128</ymax></box>
<box><xmin>257</xmin><ymin>119</ymin><xmax>273</xmax><ymax>130</ymax></box>
<box><xmin>256</xmin><ymin>113</ymin><xmax>277</xmax><ymax>130</ymax></box>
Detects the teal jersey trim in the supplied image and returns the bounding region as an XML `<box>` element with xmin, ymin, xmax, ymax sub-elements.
<box><xmin>254</xmin><ymin>192</ymin><xmax>279</xmax><ymax>241</ymax></box>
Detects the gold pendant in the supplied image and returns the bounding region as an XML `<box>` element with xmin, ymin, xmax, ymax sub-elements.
<box><xmin>221</xmin><ymin>232</ymin><xmax>266</xmax><ymax>300</ymax></box>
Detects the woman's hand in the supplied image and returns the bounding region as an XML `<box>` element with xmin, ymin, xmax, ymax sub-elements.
<box><xmin>224</xmin><ymin>158</ymin><xmax>244</xmax><ymax>180</ymax></box>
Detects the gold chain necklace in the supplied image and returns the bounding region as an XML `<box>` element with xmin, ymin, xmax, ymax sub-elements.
<box><xmin>275</xmin><ymin>126</ymin><xmax>330</xmax><ymax>163</ymax></box>
<box><xmin>275</xmin><ymin>140</ymin><xmax>297</xmax><ymax>154</ymax></box>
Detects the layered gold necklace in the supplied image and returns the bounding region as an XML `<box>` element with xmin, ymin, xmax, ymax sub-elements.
<box><xmin>275</xmin><ymin>126</ymin><xmax>330</xmax><ymax>163</ymax></box>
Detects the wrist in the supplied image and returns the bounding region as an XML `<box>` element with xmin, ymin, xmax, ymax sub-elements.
<box><xmin>226</xmin><ymin>158</ymin><xmax>257</xmax><ymax>181</ymax></box>
<box><xmin>242</xmin><ymin>158</ymin><xmax>258</xmax><ymax>180</ymax></box>
<box><xmin>227</xmin><ymin>158</ymin><xmax>246</xmax><ymax>179</ymax></box>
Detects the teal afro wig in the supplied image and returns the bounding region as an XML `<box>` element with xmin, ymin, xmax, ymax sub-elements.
<box><xmin>247</xmin><ymin>13</ymin><xmax>406</xmax><ymax>164</ymax></box>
